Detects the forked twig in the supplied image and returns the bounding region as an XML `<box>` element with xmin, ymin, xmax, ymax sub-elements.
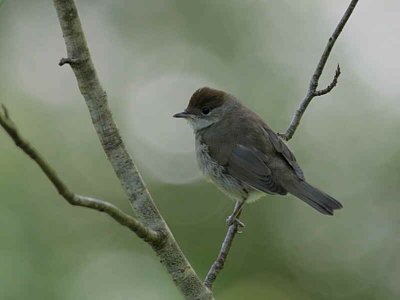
<box><xmin>279</xmin><ymin>0</ymin><xmax>359</xmax><ymax>141</ymax></box>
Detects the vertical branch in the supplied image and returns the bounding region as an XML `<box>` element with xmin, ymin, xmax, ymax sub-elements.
<box><xmin>52</xmin><ymin>0</ymin><xmax>213</xmax><ymax>299</ymax></box>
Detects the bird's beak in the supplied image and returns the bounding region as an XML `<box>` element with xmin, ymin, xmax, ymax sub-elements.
<box><xmin>173</xmin><ymin>110</ymin><xmax>192</xmax><ymax>119</ymax></box>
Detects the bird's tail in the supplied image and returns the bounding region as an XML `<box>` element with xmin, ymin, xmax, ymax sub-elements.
<box><xmin>285</xmin><ymin>180</ymin><xmax>343</xmax><ymax>215</ymax></box>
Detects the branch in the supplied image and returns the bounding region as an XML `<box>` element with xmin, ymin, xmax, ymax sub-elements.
<box><xmin>205</xmin><ymin>0</ymin><xmax>359</xmax><ymax>289</ymax></box>
<box><xmin>0</xmin><ymin>106</ymin><xmax>159</xmax><ymax>243</ymax></box>
<box><xmin>52</xmin><ymin>0</ymin><xmax>213</xmax><ymax>299</ymax></box>
<box><xmin>204</xmin><ymin>219</ymin><xmax>242</xmax><ymax>289</ymax></box>
<box><xmin>279</xmin><ymin>0</ymin><xmax>359</xmax><ymax>141</ymax></box>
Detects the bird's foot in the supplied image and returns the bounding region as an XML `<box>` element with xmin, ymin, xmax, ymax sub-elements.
<box><xmin>226</xmin><ymin>216</ymin><xmax>245</xmax><ymax>228</ymax></box>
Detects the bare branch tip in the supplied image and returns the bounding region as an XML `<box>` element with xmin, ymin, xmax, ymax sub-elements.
<box><xmin>1</xmin><ymin>104</ymin><xmax>9</xmax><ymax>119</ymax></box>
<box><xmin>314</xmin><ymin>64</ymin><xmax>342</xmax><ymax>97</ymax></box>
<box><xmin>59</xmin><ymin>57</ymin><xmax>79</xmax><ymax>66</ymax></box>
<box><xmin>335</xmin><ymin>64</ymin><xmax>341</xmax><ymax>78</ymax></box>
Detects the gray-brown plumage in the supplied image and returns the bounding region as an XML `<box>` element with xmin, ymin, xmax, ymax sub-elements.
<box><xmin>174</xmin><ymin>87</ymin><xmax>342</xmax><ymax>221</ymax></box>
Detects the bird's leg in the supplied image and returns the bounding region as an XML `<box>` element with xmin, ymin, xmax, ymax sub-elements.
<box><xmin>226</xmin><ymin>200</ymin><xmax>245</xmax><ymax>227</ymax></box>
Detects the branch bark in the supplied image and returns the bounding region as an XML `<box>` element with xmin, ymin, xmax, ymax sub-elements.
<box><xmin>0</xmin><ymin>106</ymin><xmax>159</xmax><ymax>243</ymax></box>
<box><xmin>204</xmin><ymin>0</ymin><xmax>359</xmax><ymax>289</ymax></box>
<box><xmin>279</xmin><ymin>0</ymin><xmax>359</xmax><ymax>141</ymax></box>
<box><xmin>51</xmin><ymin>0</ymin><xmax>213</xmax><ymax>299</ymax></box>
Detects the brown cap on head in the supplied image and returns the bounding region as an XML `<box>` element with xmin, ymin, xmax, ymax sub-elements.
<box><xmin>187</xmin><ymin>87</ymin><xmax>229</xmax><ymax>111</ymax></box>
<box><xmin>173</xmin><ymin>87</ymin><xmax>234</xmax><ymax>119</ymax></box>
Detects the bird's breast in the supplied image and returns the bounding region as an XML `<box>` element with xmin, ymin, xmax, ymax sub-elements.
<box><xmin>194</xmin><ymin>137</ymin><xmax>249</xmax><ymax>201</ymax></box>
<box><xmin>195</xmin><ymin>138</ymin><xmax>223</xmax><ymax>180</ymax></box>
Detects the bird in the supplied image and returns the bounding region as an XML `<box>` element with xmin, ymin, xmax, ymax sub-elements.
<box><xmin>173</xmin><ymin>87</ymin><xmax>342</xmax><ymax>226</ymax></box>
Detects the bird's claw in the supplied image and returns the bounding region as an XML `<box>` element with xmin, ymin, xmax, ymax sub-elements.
<box><xmin>226</xmin><ymin>216</ymin><xmax>245</xmax><ymax>228</ymax></box>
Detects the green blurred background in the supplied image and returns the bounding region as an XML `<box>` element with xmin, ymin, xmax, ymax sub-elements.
<box><xmin>1</xmin><ymin>0</ymin><xmax>400</xmax><ymax>299</ymax></box>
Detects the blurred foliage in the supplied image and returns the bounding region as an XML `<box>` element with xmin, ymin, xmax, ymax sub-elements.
<box><xmin>1</xmin><ymin>0</ymin><xmax>400</xmax><ymax>299</ymax></box>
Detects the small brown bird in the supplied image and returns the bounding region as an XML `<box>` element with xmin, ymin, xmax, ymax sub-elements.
<box><xmin>174</xmin><ymin>87</ymin><xmax>342</xmax><ymax>226</ymax></box>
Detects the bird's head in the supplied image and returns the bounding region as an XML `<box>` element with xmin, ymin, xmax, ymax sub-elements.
<box><xmin>173</xmin><ymin>87</ymin><xmax>238</xmax><ymax>131</ymax></box>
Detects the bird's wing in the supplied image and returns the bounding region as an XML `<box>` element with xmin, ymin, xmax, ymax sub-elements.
<box><xmin>263</xmin><ymin>127</ymin><xmax>305</xmax><ymax>180</ymax></box>
<box><xmin>226</xmin><ymin>144</ymin><xmax>287</xmax><ymax>195</ymax></box>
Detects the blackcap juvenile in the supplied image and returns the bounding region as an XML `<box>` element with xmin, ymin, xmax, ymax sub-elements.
<box><xmin>174</xmin><ymin>87</ymin><xmax>342</xmax><ymax>226</ymax></box>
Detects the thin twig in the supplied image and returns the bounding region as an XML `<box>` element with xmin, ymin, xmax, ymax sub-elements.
<box><xmin>0</xmin><ymin>106</ymin><xmax>160</xmax><ymax>244</ymax></box>
<box><xmin>314</xmin><ymin>64</ymin><xmax>341</xmax><ymax>96</ymax></box>
<box><xmin>279</xmin><ymin>0</ymin><xmax>359</xmax><ymax>141</ymax></box>
<box><xmin>204</xmin><ymin>219</ymin><xmax>242</xmax><ymax>289</ymax></box>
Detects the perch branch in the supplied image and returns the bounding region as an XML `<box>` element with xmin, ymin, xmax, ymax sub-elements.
<box><xmin>0</xmin><ymin>106</ymin><xmax>160</xmax><ymax>243</ymax></box>
<box><xmin>52</xmin><ymin>0</ymin><xmax>213</xmax><ymax>299</ymax></box>
<box><xmin>205</xmin><ymin>0</ymin><xmax>359</xmax><ymax>289</ymax></box>
<box><xmin>204</xmin><ymin>212</ymin><xmax>242</xmax><ymax>289</ymax></box>
<box><xmin>279</xmin><ymin>0</ymin><xmax>359</xmax><ymax>141</ymax></box>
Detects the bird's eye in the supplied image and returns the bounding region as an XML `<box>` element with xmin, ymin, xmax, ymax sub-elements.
<box><xmin>201</xmin><ymin>107</ymin><xmax>210</xmax><ymax>115</ymax></box>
